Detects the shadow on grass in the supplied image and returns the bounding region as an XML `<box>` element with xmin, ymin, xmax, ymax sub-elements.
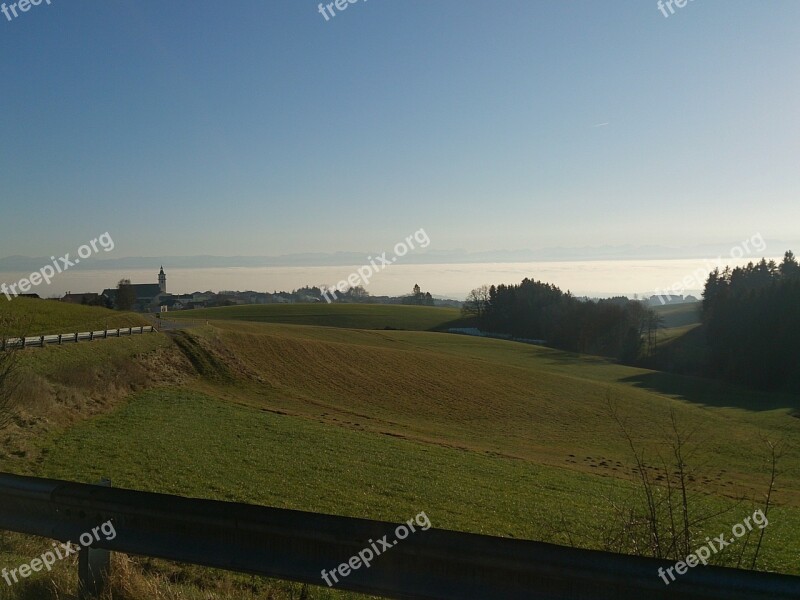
<box><xmin>535</xmin><ymin>348</ymin><xmax>614</xmax><ymax>367</ymax></box>
<box><xmin>427</xmin><ymin>317</ymin><xmax>475</xmax><ymax>332</ymax></box>
<box><xmin>528</xmin><ymin>341</ymin><xmax>797</xmax><ymax>414</ymax></box>
<box><xmin>620</xmin><ymin>370</ymin><xmax>800</xmax><ymax>412</ymax></box>
<box><xmin>532</xmin><ymin>337</ymin><xmax>797</xmax><ymax>414</ymax></box>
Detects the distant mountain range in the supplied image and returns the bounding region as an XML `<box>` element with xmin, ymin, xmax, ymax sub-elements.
<box><xmin>0</xmin><ymin>240</ymin><xmax>794</xmax><ymax>271</ymax></box>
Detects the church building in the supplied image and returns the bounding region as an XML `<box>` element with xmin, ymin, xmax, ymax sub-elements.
<box><xmin>101</xmin><ymin>266</ymin><xmax>170</xmax><ymax>312</ymax></box>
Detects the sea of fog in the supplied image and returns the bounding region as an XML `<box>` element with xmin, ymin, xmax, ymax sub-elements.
<box><xmin>0</xmin><ymin>257</ymin><xmax>782</xmax><ymax>302</ymax></box>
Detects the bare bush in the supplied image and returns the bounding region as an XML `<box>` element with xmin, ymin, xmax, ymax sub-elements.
<box><xmin>0</xmin><ymin>314</ymin><xmax>27</xmax><ymax>430</ymax></box>
<box><xmin>598</xmin><ymin>389</ymin><xmax>778</xmax><ymax>568</ymax></box>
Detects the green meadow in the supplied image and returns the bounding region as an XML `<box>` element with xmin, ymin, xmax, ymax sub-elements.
<box><xmin>167</xmin><ymin>303</ymin><xmax>464</xmax><ymax>331</ymax></box>
<box><xmin>651</xmin><ymin>302</ymin><xmax>702</xmax><ymax>328</ymax></box>
<box><xmin>1</xmin><ymin>302</ymin><xmax>798</xmax><ymax>599</ymax></box>
<box><xmin>0</xmin><ymin>297</ymin><xmax>147</xmax><ymax>336</ymax></box>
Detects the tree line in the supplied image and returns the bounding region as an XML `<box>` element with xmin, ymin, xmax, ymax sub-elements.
<box><xmin>462</xmin><ymin>250</ymin><xmax>799</xmax><ymax>392</ymax></box>
<box><xmin>701</xmin><ymin>251</ymin><xmax>800</xmax><ymax>391</ymax></box>
<box><xmin>402</xmin><ymin>284</ymin><xmax>435</xmax><ymax>306</ymax></box>
<box><xmin>463</xmin><ymin>279</ymin><xmax>660</xmax><ymax>361</ymax></box>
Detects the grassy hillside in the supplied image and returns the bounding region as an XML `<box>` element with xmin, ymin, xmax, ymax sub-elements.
<box><xmin>643</xmin><ymin>303</ymin><xmax>707</xmax><ymax>374</ymax></box>
<box><xmin>37</xmin><ymin>387</ymin><xmax>627</xmax><ymax>542</ymax></box>
<box><xmin>171</xmin><ymin>321</ymin><xmax>799</xmax><ymax>494</ymax></box>
<box><xmin>0</xmin><ymin>332</ymin><xmax>175</xmax><ymax>469</ymax></box>
<box><xmin>11</xmin><ymin>321</ymin><xmax>800</xmax><ymax>566</ymax></box>
<box><xmin>26</xmin><ymin>382</ymin><xmax>800</xmax><ymax>595</ymax></box>
<box><xmin>0</xmin><ymin>296</ymin><xmax>147</xmax><ymax>336</ymax></box>
<box><xmin>652</xmin><ymin>301</ymin><xmax>702</xmax><ymax>328</ymax></box>
<box><xmin>3</xmin><ymin>307</ymin><xmax>799</xmax><ymax>598</ymax></box>
<box><xmin>656</xmin><ymin>323</ymin><xmax>699</xmax><ymax>345</ymax></box>
<box><xmin>167</xmin><ymin>303</ymin><xmax>464</xmax><ymax>331</ymax></box>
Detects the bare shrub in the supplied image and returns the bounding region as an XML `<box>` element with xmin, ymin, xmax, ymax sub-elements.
<box><xmin>597</xmin><ymin>389</ymin><xmax>778</xmax><ymax>568</ymax></box>
<box><xmin>0</xmin><ymin>314</ymin><xmax>28</xmax><ymax>431</ymax></box>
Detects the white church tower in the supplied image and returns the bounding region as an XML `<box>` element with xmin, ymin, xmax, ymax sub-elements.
<box><xmin>158</xmin><ymin>266</ymin><xmax>167</xmax><ymax>293</ymax></box>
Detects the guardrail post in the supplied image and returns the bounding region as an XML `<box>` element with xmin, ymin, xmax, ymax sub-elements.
<box><xmin>39</xmin><ymin>335</ymin><xmax>45</xmax><ymax>347</ymax></box>
<box><xmin>104</xmin><ymin>329</ymin><xmax>108</xmax><ymax>339</ymax></box>
<box><xmin>58</xmin><ymin>334</ymin><xmax>62</xmax><ymax>345</ymax></box>
<box><xmin>21</xmin><ymin>337</ymin><xmax>25</xmax><ymax>349</ymax></box>
<box><xmin>75</xmin><ymin>332</ymin><xmax>79</xmax><ymax>343</ymax></box>
<box><xmin>1</xmin><ymin>338</ymin><xmax>5</xmax><ymax>351</ymax></box>
<box><xmin>78</xmin><ymin>478</ymin><xmax>112</xmax><ymax>600</ymax></box>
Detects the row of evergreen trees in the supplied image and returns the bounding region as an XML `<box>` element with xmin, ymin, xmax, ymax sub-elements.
<box><xmin>467</xmin><ymin>278</ymin><xmax>659</xmax><ymax>361</ymax></box>
<box><xmin>464</xmin><ymin>251</ymin><xmax>798</xmax><ymax>392</ymax></box>
<box><xmin>701</xmin><ymin>251</ymin><xmax>800</xmax><ymax>391</ymax></box>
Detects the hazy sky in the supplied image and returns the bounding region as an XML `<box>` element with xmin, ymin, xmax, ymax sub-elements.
<box><xmin>1</xmin><ymin>0</ymin><xmax>798</xmax><ymax>260</ymax></box>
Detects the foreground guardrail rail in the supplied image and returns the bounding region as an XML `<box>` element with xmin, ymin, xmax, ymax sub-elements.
<box><xmin>1</xmin><ymin>326</ymin><xmax>156</xmax><ymax>350</ymax></box>
<box><xmin>0</xmin><ymin>472</ymin><xmax>797</xmax><ymax>599</ymax></box>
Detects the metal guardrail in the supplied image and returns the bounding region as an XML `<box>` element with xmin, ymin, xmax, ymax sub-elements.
<box><xmin>0</xmin><ymin>472</ymin><xmax>798</xmax><ymax>599</ymax></box>
<box><xmin>1</xmin><ymin>326</ymin><xmax>156</xmax><ymax>350</ymax></box>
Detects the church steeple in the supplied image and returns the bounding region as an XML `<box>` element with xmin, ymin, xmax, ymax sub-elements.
<box><xmin>158</xmin><ymin>266</ymin><xmax>166</xmax><ymax>293</ymax></box>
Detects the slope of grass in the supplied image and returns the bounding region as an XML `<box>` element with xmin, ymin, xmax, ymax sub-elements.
<box><xmin>0</xmin><ymin>331</ymin><xmax>176</xmax><ymax>472</ymax></box>
<box><xmin>657</xmin><ymin>323</ymin><xmax>700</xmax><ymax>345</ymax></box>
<box><xmin>30</xmin><ymin>387</ymin><xmax>800</xmax><ymax>579</ymax></box>
<box><xmin>34</xmin><ymin>388</ymin><xmax>622</xmax><ymax>538</ymax></box>
<box><xmin>176</xmin><ymin>321</ymin><xmax>799</xmax><ymax>503</ymax></box>
<box><xmin>0</xmin><ymin>296</ymin><xmax>147</xmax><ymax>336</ymax></box>
<box><xmin>3</xmin><ymin>308</ymin><xmax>799</xmax><ymax>598</ymax></box>
<box><xmin>652</xmin><ymin>301</ymin><xmax>702</xmax><ymax>328</ymax></box>
<box><xmin>19</xmin><ymin>330</ymin><xmax>170</xmax><ymax>377</ymax></box>
<box><xmin>167</xmin><ymin>303</ymin><xmax>464</xmax><ymax>331</ymax></box>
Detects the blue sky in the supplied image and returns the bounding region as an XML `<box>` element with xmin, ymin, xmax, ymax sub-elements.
<box><xmin>1</xmin><ymin>0</ymin><xmax>798</xmax><ymax>260</ymax></box>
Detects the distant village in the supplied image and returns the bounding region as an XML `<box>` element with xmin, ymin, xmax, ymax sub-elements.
<box><xmin>16</xmin><ymin>266</ymin><xmax>700</xmax><ymax>313</ymax></box>
<box><xmin>55</xmin><ymin>267</ymin><xmax>462</xmax><ymax>313</ymax></box>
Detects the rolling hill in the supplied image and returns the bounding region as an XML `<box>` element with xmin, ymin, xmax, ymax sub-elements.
<box><xmin>652</xmin><ymin>301</ymin><xmax>702</xmax><ymax>328</ymax></box>
<box><xmin>167</xmin><ymin>303</ymin><xmax>466</xmax><ymax>331</ymax></box>
<box><xmin>0</xmin><ymin>296</ymin><xmax>147</xmax><ymax>336</ymax></box>
<box><xmin>2</xmin><ymin>303</ymin><xmax>798</xmax><ymax>598</ymax></box>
